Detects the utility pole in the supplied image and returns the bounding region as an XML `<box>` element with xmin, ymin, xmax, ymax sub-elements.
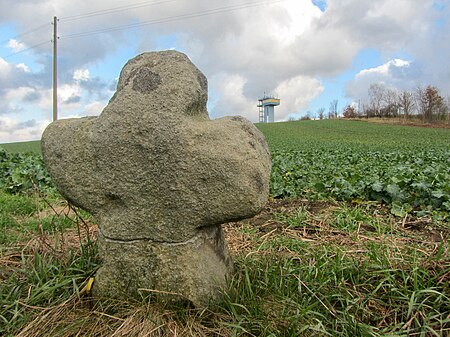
<box><xmin>52</xmin><ymin>16</ymin><xmax>58</xmax><ymax>122</ymax></box>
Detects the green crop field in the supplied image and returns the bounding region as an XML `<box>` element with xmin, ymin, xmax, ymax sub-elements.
<box><xmin>0</xmin><ymin>140</ymin><xmax>41</xmax><ymax>154</ymax></box>
<box><xmin>257</xmin><ymin>119</ymin><xmax>450</xmax><ymax>150</ymax></box>
<box><xmin>258</xmin><ymin>120</ymin><xmax>450</xmax><ymax>214</ymax></box>
<box><xmin>1</xmin><ymin>120</ymin><xmax>449</xmax><ymax>336</ymax></box>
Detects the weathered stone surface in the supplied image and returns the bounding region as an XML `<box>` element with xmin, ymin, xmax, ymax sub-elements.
<box><xmin>95</xmin><ymin>226</ymin><xmax>233</xmax><ymax>305</ymax></box>
<box><xmin>41</xmin><ymin>50</ymin><xmax>271</xmax><ymax>306</ymax></box>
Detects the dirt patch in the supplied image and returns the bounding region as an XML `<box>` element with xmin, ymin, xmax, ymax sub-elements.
<box><xmin>223</xmin><ymin>199</ymin><xmax>449</xmax><ymax>257</ymax></box>
<box><xmin>352</xmin><ymin>117</ymin><xmax>450</xmax><ymax>129</ymax></box>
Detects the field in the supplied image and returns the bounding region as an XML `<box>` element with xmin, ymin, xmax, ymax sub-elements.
<box><xmin>0</xmin><ymin>140</ymin><xmax>41</xmax><ymax>154</ymax></box>
<box><xmin>259</xmin><ymin>120</ymin><xmax>450</xmax><ymax>213</ymax></box>
<box><xmin>0</xmin><ymin>120</ymin><xmax>449</xmax><ymax>336</ymax></box>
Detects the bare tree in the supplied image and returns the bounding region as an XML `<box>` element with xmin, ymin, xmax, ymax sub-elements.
<box><xmin>447</xmin><ymin>95</ymin><xmax>450</xmax><ymax>121</ymax></box>
<box><xmin>383</xmin><ymin>88</ymin><xmax>399</xmax><ymax>117</ymax></box>
<box><xmin>358</xmin><ymin>83</ymin><xmax>449</xmax><ymax>123</ymax></box>
<box><xmin>368</xmin><ymin>83</ymin><xmax>386</xmax><ymax>117</ymax></box>
<box><xmin>300</xmin><ymin>112</ymin><xmax>312</xmax><ymax>121</ymax></box>
<box><xmin>361</xmin><ymin>103</ymin><xmax>370</xmax><ymax>118</ymax></box>
<box><xmin>329</xmin><ymin>99</ymin><xmax>338</xmax><ymax>119</ymax></box>
<box><xmin>437</xmin><ymin>96</ymin><xmax>449</xmax><ymax>121</ymax></box>
<box><xmin>317</xmin><ymin>107</ymin><xmax>325</xmax><ymax>120</ymax></box>
<box><xmin>416</xmin><ymin>85</ymin><xmax>447</xmax><ymax>122</ymax></box>
<box><xmin>398</xmin><ymin>90</ymin><xmax>415</xmax><ymax>118</ymax></box>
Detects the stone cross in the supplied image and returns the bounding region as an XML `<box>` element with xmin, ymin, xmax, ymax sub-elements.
<box><xmin>42</xmin><ymin>50</ymin><xmax>271</xmax><ymax>306</ymax></box>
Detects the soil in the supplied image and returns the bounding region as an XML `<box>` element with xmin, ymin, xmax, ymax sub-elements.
<box><xmin>353</xmin><ymin>117</ymin><xmax>450</xmax><ymax>129</ymax></box>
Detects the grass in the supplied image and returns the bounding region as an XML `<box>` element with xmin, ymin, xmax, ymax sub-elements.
<box><xmin>0</xmin><ymin>192</ymin><xmax>448</xmax><ymax>336</ymax></box>
<box><xmin>0</xmin><ymin>193</ymin><xmax>45</xmax><ymax>244</ymax></box>
<box><xmin>0</xmin><ymin>140</ymin><xmax>41</xmax><ymax>154</ymax></box>
<box><xmin>256</xmin><ymin>119</ymin><xmax>450</xmax><ymax>151</ymax></box>
<box><xmin>0</xmin><ymin>120</ymin><xmax>449</xmax><ymax>336</ymax></box>
<box><xmin>361</xmin><ymin>116</ymin><xmax>450</xmax><ymax>128</ymax></box>
<box><xmin>0</xmin><ymin>192</ymin><xmax>99</xmax><ymax>336</ymax></box>
<box><xmin>2</xmin><ymin>119</ymin><xmax>449</xmax><ymax>155</ymax></box>
<box><xmin>221</xmin><ymin>200</ymin><xmax>449</xmax><ymax>336</ymax></box>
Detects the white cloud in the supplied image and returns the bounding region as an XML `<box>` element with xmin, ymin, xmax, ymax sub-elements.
<box><xmin>84</xmin><ymin>101</ymin><xmax>106</xmax><ymax>116</ymax></box>
<box><xmin>7</xmin><ymin>39</ymin><xmax>25</xmax><ymax>52</ymax></box>
<box><xmin>16</xmin><ymin>63</ymin><xmax>30</xmax><ymax>72</ymax></box>
<box><xmin>346</xmin><ymin>58</ymin><xmax>418</xmax><ymax>101</ymax></box>
<box><xmin>0</xmin><ymin>116</ymin><xmax>50</xmax><ymax>143</ymax></box>
<box><xmin>4</xmin><ymin>86</ymin><xmax>35</xmax><ymax>101</ymax></box>
<box><xmin>263</xmin><ymin>0</ymin><xmax>321</xmax><ymax>46</ymax></box>
<box><xmin>274</xmin><ymin>76</ymin><xmax>324</xmax><ymax>120</ymax></box>
<box><xmin>210</xmin><ymin>73</ymin><xmax>324</xmax><ymax>122</ymax></box>
<box><xmin>36</xmin><ymin>89</ymin><xmax>53</xmax><ymax>111</ymax></box>
<box><xmin>0</xmin><ymin>0</ymin><xmax>448</xmax><ymax>141</ymax></box>
<box><xmin>209</xmin><ymin>73</ymin><xmax>255</xmax><ymax>121</ymax></box>
<box><xmin>59</xmin><ymin>100</ymin><xmax>106</xmax><ymax>119</ymax></box>
<box><xmin>73</xmin><ymin>69</ymin><xmax>90</xmax><ymax>82</ymax></box>
<box><xmin>357</xmin><ymin>59</ymin><xmax>411</xmax><ymax>77</ymax></box>
<box><xmin>58</xmin><ymin>84</ymin><xmax>80</xmax><ymax>101</ymax></box>
<box><xmin>0</xmin><ymin>57</ymin><xmax>10</xmax><ymax>77</ymax></box>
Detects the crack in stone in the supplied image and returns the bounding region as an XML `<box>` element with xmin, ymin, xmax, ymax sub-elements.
<box><xmin>100</xmin><ymin>227</ymin><xmax>203</xmax><ymax>246</ymax></box>
<box><xmin>42</xmin><ymin>50</ymin><xmax>270</xmax><ymax>306</ymax></box>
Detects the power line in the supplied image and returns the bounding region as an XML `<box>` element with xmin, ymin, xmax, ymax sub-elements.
<box><xmin>1</xmin><ymin>0</ymin><xmax>283</xmax><ymax>57</ymax></box>
<box><xmin>0</xmin><ymin>22</ymin><xmax>50</xmax><ymax>45</ymax></box>
<box><xmin>1</xmin><ymin>40</ymin><xmax>51</xmax><ymax>59</ymax></box>
<box><xmin>1</xmin><ymin>0</ymin><xmax>173</xmax><ymax>45</ymax></box>
<box><xmin>61</xmin><ymin>0</ymin><xmax>284</xmax><ymax>40</ymax></box>
<box><xmin>60</xmin><ymin>0</ymin><xmax>179</xmax><ymax>22</ymax></box>
<box><xmin>13</xmin><ymin>22</ymin><xmax>50</xmax><ymax>38</ymax></box>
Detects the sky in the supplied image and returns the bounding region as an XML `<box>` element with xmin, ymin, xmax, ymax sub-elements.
<box><xmin>0</xmin><ymin>0</ymin><xmax>449</xmax><ymax>143</ymax></box>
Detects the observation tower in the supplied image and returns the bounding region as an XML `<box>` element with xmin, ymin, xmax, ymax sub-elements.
<box><xmin>258</xmin><ymin>96</ymin><xmax>280</xmax><ymax>123</ymax></box>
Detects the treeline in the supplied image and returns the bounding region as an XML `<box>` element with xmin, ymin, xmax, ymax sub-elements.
<box><xmin>342</xmin><ymin>83</ymin><xmax>449</xmax><ymax>122</ymax></box>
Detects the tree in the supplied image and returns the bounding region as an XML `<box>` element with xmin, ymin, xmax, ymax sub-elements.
<box><xmin>416</xmin><ymin>85</ymin><xmax>447</xmax><ymax>122</ymax></box>
<box><xmin>436</xmin><ymin>94</ymin><xmax>449</xmax><ymax>120</ymax></box>
<box><xmin>382</xmin><ymin>88</ymin><xmax>399</xmax><ymax>117</ymax></box>
<box><xmin>358</xmin><ymin>82</ymin><xmax>449</xmax><ymax>123</ymax></box>
<box><xmin>300</xmin><ymin>111</ymin><xmax>312</xmax><ymax>121</ymax></box>
<box><xmin>317</xmin><ymin>107</ymin><xmax>325</xmax><ymax>120</ymax></box>
<box><xmin>368</xmin><ymin>83</ymin><xmax>386</xmax><ymax>117</ymax></box>
<box><xmin>361</xmin><ymin>103</ymin><xmax>370</xmax><ymax>118</ymax></box>
<box><xmin>329</xmin><ymin>99</ymin><xmax>338</xmax><ymax>119</ymax></box>
<box><xmin>398</xmin><ymin>90</ymin><xmax>415</xmax><ymax>118</ymax></box>
<box><xmin>447</xmin><ymin>96</ymin><xmax>450</xmax><ymax>121</ymax></box>
<box><xmin>343</xmin><ymin>105</ymin><xmax>357</xmax><ymax>118</ymax></box>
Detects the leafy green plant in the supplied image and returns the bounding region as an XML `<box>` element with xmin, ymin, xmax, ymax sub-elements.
<box><xmin>1</xmin><ymin>119</ymin><xmax>449</xmax><ymax>337</ymax></box>
<box><xmin>261</xmin><ymin>120</ymin><xmax>450</xmax><ymax>213</ymax></box>
<box><xmin>0</xmin><ymin>148</ymin><xmax>54</xmax><ymax>194</ymax></box>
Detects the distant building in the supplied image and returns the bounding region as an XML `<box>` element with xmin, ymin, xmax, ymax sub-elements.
<box><xmin>258</xmin><ymin>96</ymin><xmax>280</xmax><ymax>123</ymax></box>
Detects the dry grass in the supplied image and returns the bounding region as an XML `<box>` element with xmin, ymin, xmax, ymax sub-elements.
<box><xmin>352</xmin><ymin>117</ymin><xmax>450</xmax><ymax>129</ymax></box>
<box><xmin>2</xmin><ymin>198</ymin><xmax>449</xmax><ymax>336</ymax></box>
<box><xmin>15</xmin><ymin>298</ymin><xmax>234</xmax><ymax>337</ymax></box>
<box><xmin>224</xmin><ymin>199</ymin><xmax>448</xmax><ymax>259</ymax></box>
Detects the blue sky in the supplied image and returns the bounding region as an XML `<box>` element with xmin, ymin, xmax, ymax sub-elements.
<box><xmin>306</xmin><ymin>48</ymin><xmax>383</xmax><ymax>116</ymax></box>
<box><xmin>0</xmin><ymin>0</ymin><xmax>449</xmax><ymax>142</ymax></box>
